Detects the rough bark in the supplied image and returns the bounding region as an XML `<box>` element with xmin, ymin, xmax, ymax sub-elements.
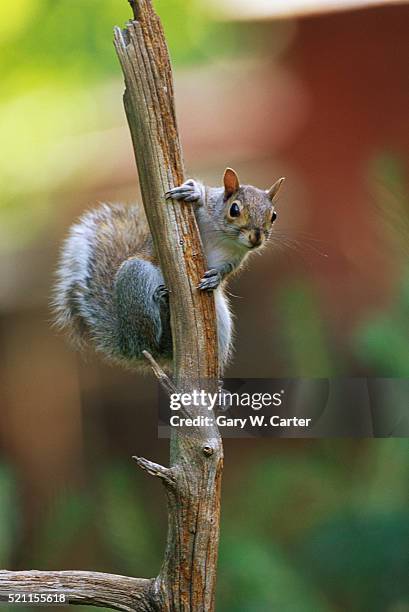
<box><xmin>0</xmin><ymin>1</ymin><xmax>223</xmax><ymax>611</ymax></box>
<box><xmin>0</xmin><ymin>572</ymin><xmax>153</xmax><ymax>612</ymax></box>
<box><xmin>114</xmin><ymin>2</ymin><xmax>223</xmax><ymax>608</ymax></box>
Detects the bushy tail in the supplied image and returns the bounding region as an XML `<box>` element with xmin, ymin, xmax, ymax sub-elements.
<box><xmin>52</xmin><ymin>202</ymin><xmax>151</xmax><ymax>364</ymax></box>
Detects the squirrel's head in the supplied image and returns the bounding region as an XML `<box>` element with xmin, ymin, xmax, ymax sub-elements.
<box><xmin>219</xmin><ymin>168</ymin><xmax>285</xmax><ymax>251</ymax></box>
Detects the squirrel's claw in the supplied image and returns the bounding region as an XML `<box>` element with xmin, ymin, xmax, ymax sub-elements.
<box><xmin>153</xmin><ymin>284</ymin><xmax>169</xmax><ymax>303</ymax></box>
<box><xmin>165</xmin><ymin>179</ymin><xmax>200</xmax><ymax>203</ymax></box>
<box><xmin>203</xmin><ymin>269</ymin><xmax>219</xmax><ymax>278</ymax></box>
<box><xmin>197</xmin><ymin>269</ymin><xmax>221</xmax><ymax>291</ymax></box>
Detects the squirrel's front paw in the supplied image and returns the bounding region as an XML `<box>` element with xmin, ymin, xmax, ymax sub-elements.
<box><xmin>165</xmin><ymin>179</ymin><xmax>201</xmax><ymax>203</ymax></box>
<box><xmin>198</xmin><ymin>269</ymin><xmax>221</xmax><ymax>292</ymax></box>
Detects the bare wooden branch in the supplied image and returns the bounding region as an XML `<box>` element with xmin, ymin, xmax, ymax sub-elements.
<box><xmin>0</xmin><ymin>571</ymin><xmax>154</xmax><ymax>612</ymax></box>
<box><xmin>133</xmin><ymin>456</ymin><xmax>176</xmax><ymax>488</ymax></box>
<box><xmin>142</xmin><ymin>350</ymin><xmax>176</xmax><ymax>396</ymax></box>
<box><xmin>114</xmin><ymin>2</ymin><xmax>223</xmax><ymax>608</ymax></box>
<box><xmin>0</xmin><ymin>1</ymin><xmax>223</xmax><ymax>610</ymax></box>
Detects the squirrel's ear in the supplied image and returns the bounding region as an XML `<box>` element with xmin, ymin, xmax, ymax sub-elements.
<box><xmin>267</xmin><ymin>177</ymin><xmax>285</xmax><ymax>202</ymax></box>
<box><xmin>223</xmin><ymin>167</ymin><xmax>240</xmax><ymax>197</ymax></box>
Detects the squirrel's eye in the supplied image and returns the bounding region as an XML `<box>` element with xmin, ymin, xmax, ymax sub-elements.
<box><xmin>229</xmin><ymin>202</ymin><xmax>241</xmax><ymax>218</ymax></box>
<box><xmin>271</xmin><ymin>211</ymin><xmax>277</xmax><ymax>223</ymax></box>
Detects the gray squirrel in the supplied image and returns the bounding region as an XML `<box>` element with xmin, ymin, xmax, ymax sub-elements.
<box><xmin>53</xmin><ymin>168</ymin><xmax>284</xmax><ymax>371</ymax></box>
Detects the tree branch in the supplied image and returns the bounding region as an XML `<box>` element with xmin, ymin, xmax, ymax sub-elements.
<box><xmin>0</xmin><ymin>571</ymin><xmax>154</xmax><ymax>612</ymax></box>
<box><xmin>114</xmin><ymin>2</ymin><xmax>223</xmax><ymax>608</ymax></box>
<box><xmin>133</xmin><ymin>456</ymin><xmax>176</xmax><ymax>488</ymax></box>
<box><xmin>142</xmin><ymin>350</ymin><xmax>177</xmax><ymax>396</ymax></box>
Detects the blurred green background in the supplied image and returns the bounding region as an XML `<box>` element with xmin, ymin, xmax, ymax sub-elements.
<box><xmin>0</xmin><ymin>1</ymin><xmax>408</xmax><ymax>611</ymax></box>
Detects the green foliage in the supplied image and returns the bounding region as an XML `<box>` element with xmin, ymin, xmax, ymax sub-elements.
<box><xmin>0</xmin><ymin>1</ymin><xmax>231</xmax><ymax>96</ymax></box>
<box><xmin>156</xmin><ymin>0</ymin><xmax>214</xmax><ymax>65</ymax></box>
<box><xmin>0</xmin><ymin>1</ymin><xmax>130</xmax><ymax>99</ymax></box>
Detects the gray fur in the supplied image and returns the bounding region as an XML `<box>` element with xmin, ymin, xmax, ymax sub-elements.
<box><xmin>54</xmin><ymin>174</ymin><xmax>279</xmax><ymax>372</ymax></box>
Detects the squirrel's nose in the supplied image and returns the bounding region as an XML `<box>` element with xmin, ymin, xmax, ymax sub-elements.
<box><xmin>249</xmin><ymin>228</ymin><xmax>262</xmax><ymax>247</ymax></box>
